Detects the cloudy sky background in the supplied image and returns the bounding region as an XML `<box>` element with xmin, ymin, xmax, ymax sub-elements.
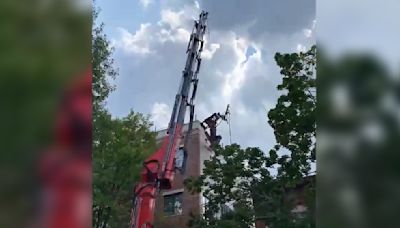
<box><xmin>318</xmin><ymin>0</ymin><xmax>400</xmax><ymax>73</ymax></box>
<box><xmin>96</xmin><ymin>0</ymin><xmax>316</xmax><ymax>152</ymax></box>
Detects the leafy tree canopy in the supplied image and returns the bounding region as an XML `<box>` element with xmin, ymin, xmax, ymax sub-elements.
<box><xmin>185</xmin><ymin>46</ymin><xmax>316</xmax><ymax>228</ymax></box>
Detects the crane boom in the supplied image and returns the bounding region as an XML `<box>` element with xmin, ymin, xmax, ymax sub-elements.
<box><xmin>130</xmin><ymin>11</ymin><xmax>208</xmax><ymax>228</ymax></box>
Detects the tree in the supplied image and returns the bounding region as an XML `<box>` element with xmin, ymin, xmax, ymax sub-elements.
<box><xmin>92</xmin><ymin>8</ymin><xmax>117</xmax><ymax>116</ymax></box>
<box><xmin>317</xmin><ymin>50</ymin><xmax>400</xmax><ymax>228</ymax></box>
<box><xmin>185</xmin><ymin>46</ymin><xmax>316</xmax><ymax>228</ymax></box>
<box><xmin>93</xmin><ymin>111</ymin><xmax>156</xmax><ymax>227</ymax></box>
<box><xmin>92</xmin><ymin>7</ymin><xmax>156</xmax><ymax>227</ymax></box>
<box><xmin>268</xmin><ymin>45</ymin><xmax>316</xmax><ymax>181</ymax></box>
<box><xmin>0</xmin><ymin>1</ymin><xmax>91</xmax><ymax>226</ymax></box>
<box><xmin>185</xmin><ymin>144</ymin><xmax>270</xmax><ymax>228</ymax></box>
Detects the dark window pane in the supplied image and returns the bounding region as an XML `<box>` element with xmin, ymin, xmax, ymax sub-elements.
<box><xmin>163</xmin><ymin>192</ymin><xmax>183</xmax><ymax>216</ymax></box>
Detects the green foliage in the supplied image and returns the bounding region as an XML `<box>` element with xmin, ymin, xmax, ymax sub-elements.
<box><xmin>92</xmin><ymin>7</ymin><xmax>156</xmax><ymax>228</ymax></box>
<box><xmin>93</xmin><ymin>110</ymin><xmax>156</xmax><ymax>227</ymax></box>
<box><xmin>318</xmin><ymin>50</ymin><xmax>400</xmax><ymax>228</ymax></box>
<box><xmin>92</xmin><ymin>8</ymin><xmax>117</xmax><ymax>115</ymax></box>
<box><xmin>185</xmin><ymin>144</ymin><xmax>268</xmax><ymax>227</ymax></box>
<box><xmin>269</xmin><ymin>45</ymin><xmax>316</xmax><ymax>182</ymax></box>
<box><xmin>0</xmin><ymin>0</ymin><xmax>91</xmax><ymax>159</ymax></box>
<box><xmin>185</xmin><ymin>46</ymin><xmax>316</xmax><ymax>228</ymax></box>
<box><xmin>0</xmin><ymin>1</ymin><xmax>91</xmax><ymax>226</ymax></box>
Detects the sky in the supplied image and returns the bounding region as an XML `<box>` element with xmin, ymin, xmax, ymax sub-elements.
<box><xmin>318</xmin><ymin>0</ymin><xmax>400</xmax><ymax>74</ymax></box>
<box><xmin>95</xmin><ymin>0</ymin><xmax>316</xmax><ymax>152</ymax></box>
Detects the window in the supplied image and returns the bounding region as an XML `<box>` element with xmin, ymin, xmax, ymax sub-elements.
<box><xmin>163</xmin><ymin>192</ymin><xmax>183</xmax><ymax>216</ymax></box>
<box><xmin>175</xmin><ymin>147</ymin><xmax>186</xmax><ymax>170</ymax></box>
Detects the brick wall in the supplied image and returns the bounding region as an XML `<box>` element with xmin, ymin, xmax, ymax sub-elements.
<box><xmin>153</xmin><ymin>122</ymin><xmax>211</xmax><ymax>228</ymax></box>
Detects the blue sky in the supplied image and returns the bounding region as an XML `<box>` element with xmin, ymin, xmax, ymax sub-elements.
<box><xmin>95</xmin><ymin>0</ymin><xmax>316</xmax><ymax>152</ymax></box>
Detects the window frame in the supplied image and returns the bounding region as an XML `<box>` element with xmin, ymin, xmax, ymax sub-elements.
<box><xmin>163</xmin><ymin>191</ymin><xmax>183</xmax><ymax>217</ymax></box>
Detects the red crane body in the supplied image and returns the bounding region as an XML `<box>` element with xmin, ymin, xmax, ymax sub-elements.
<box><xmin>131</xmin><ymin>11</ymin><xmax>208</xmax><ymax>228</ymax></box>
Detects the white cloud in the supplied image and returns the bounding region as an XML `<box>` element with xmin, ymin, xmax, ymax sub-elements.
<box><xmin>156</xmin><ymin>27</ymin><xmax>191</xmax><ymax>44</ymax></box>
<box><xmin>302</xmin><ymin>18</ymin><xmax>316</xmax><ymax>38</ymax></box>
<box><xmin>194</xmin><ymin>1</ymin><xmax>200</xmax><ymax>9</ymax></box>
<box><xmin>139</xmin><ymin>0</ymin><xmax>153</xmax><ymax>9</ymax></box>
<box><xmin>297</xmin><ymin>44</ymin><xmax>306</xmax><ymax>52</ymax></box>
<box><xmin>150</xmin><ymin>102</ymin><xmax>171</xmax><ymax>129</ymax></box>
<box><xmin>221</xmin><ymin>37</ymin><xmax>248</xmax><ymax>102</ymax></box>
<box><xmin>221</xmin><ymin>36</ymin><xmax>263</xmax><ymax>105</ymax></box>
<box><xmin>202</xmin><ymin>43</ymin><xmax>221</xmax><ymax>60</ymax></box>
<box><xmin>116</xmin><ymin>6</ymin><xmax>201</xmax><ymax>57</ymax></box>
<box><xmin>303</xmin><ymin>29</ymin><xmax>312</xmax><ymax>38</ymax></box>
<box><xmin>117</xmin><ymin>23</ymin><xmax>155</xmax><ymax>55</ymax></box>
<box><xmin>156</xmin><ymin>8</ymin><xmax>198</xmax><ymax>43</ymax></box>
<box><xmin>175</xmin><ymin>28</ymin><xmax>191</xmax><ymax>42</ymax></box>
<box><xmin>108</xmin><ymin>0</ymin><xmax>315</xmax><ymax>153</ymax></box>
<box><xmin>159</xmin><ymin>9</ymin><xmax>184</xmax><ymax>29</ymax></box>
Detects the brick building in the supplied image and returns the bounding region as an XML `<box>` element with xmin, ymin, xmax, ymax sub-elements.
<box><xmin>253</xmin><ymin>175</ymin><xmax>316</xmax><ymax>228</ymax></box>
<box><xmin>151</xmin><ymin>120</ymin><xmax>314</xmax><ymax>228</ymax></box>
<box><xmin>153</xmin><ymin>121</ymin><xmax>213</xmax><ymax>228</ymax></box>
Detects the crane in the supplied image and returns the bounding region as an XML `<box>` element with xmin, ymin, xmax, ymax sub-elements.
<box><xmin>201</xmin><ymin>104</ymin><xmax>230</xmax><ymax>146</ymax></box>
<box><xmin>130</xmin><ymin>11</ymin><xmax>208</xmax><ymax>228</ymax></box>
